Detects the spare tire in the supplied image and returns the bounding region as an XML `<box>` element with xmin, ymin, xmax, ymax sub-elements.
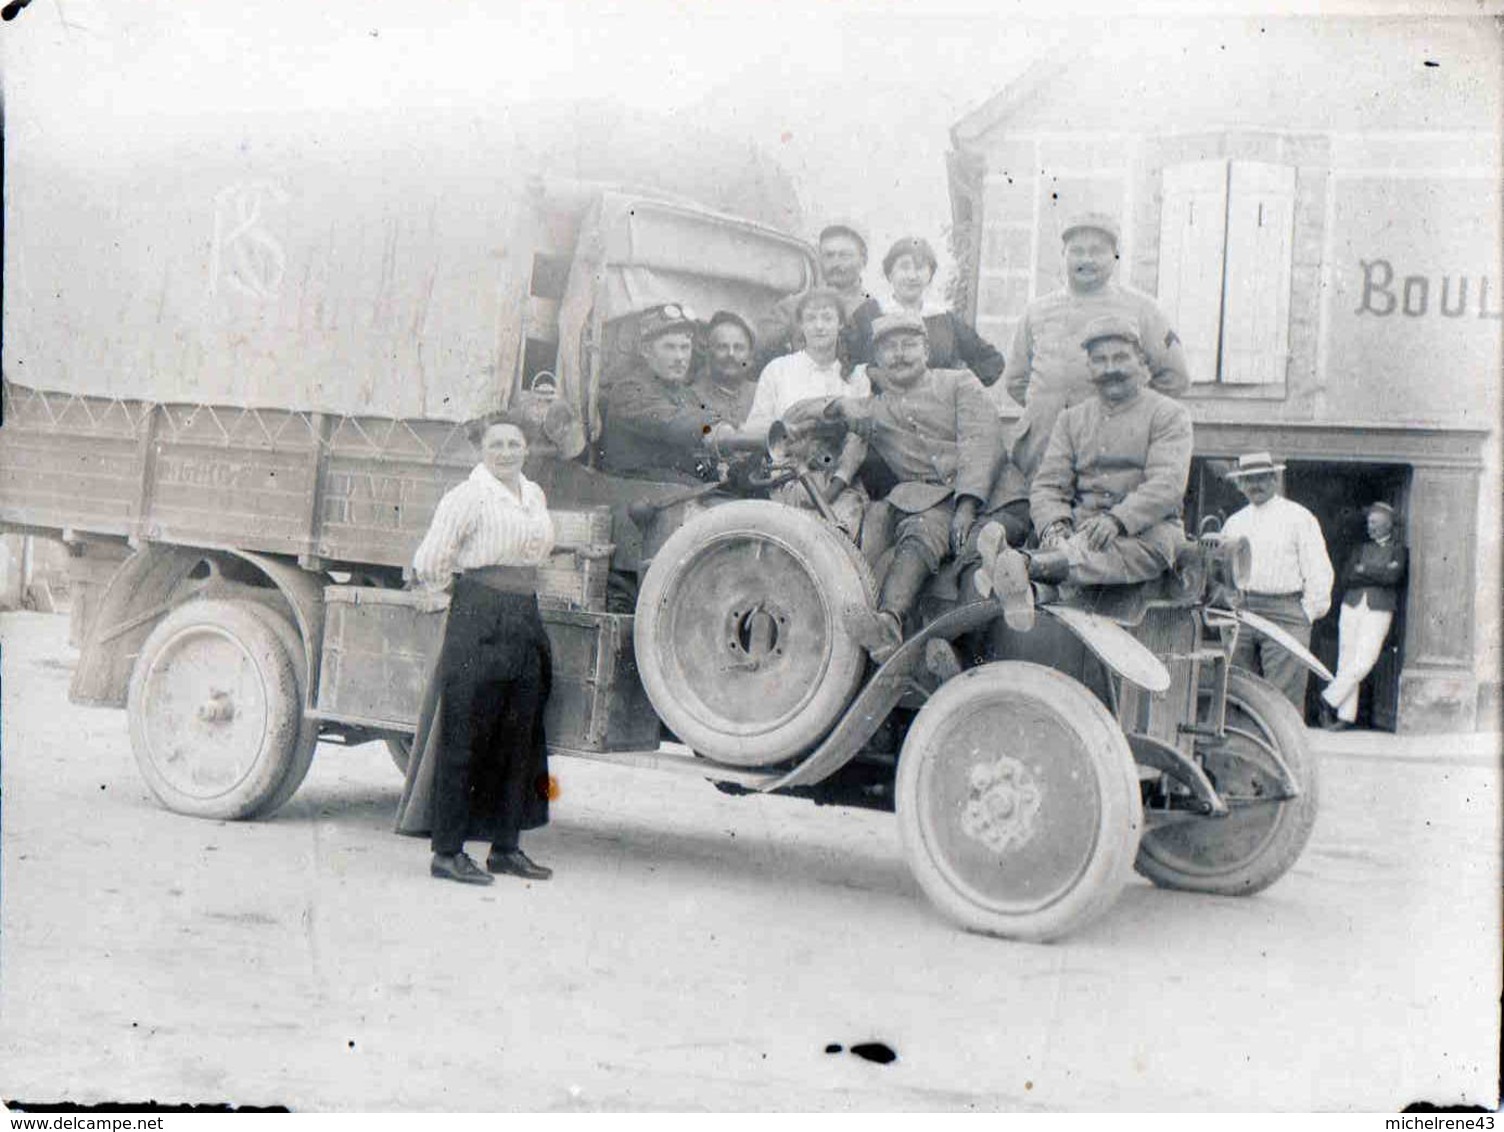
<box><xmin>635</xmin><ymin>500</ymin><xmax>874</xmax><ymax>767</ymax></box>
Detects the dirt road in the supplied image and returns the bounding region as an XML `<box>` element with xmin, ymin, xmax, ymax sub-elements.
<box><xmin>1</xmin><ymin>611</ymin><xmax>1498</xmax><ymax>1110</ymax></box>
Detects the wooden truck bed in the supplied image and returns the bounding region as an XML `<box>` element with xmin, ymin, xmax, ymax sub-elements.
<box><xmin>0</xmin><ymin>381</ymin><xmax>612</xmax><ymax>608</ymax></box>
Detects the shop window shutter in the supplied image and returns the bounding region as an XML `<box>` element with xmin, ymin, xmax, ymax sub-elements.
<box><xmin>1220</xmin><ymin>161</ymin><xmax>1296</xmax><ymax>385</ymax></box>
<box><xmin>1157</xmin><ymin>161</ymin><xmax>1229</xmax><ymax>385</ymax></box>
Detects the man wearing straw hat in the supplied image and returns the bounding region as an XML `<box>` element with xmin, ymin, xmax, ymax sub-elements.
<box><xmin>1318</xmin><ymin>501</ymin><xmax>1408</xmax><ymax>730</ymax></box>
<box><xmin>1221</xmin><ymin>451</ymin><xmax>1334</xmax><ymax>710</ymax></box>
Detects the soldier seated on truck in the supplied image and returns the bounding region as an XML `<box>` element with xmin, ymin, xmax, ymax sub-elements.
<box><xmin>818</xmin><ymin>312</ymin><xmax>1018</xmax><ymax>663</ymax></box>
<box><xmin>976</xmin><ymin>314</ymin><xmax>1195</xmax><ymax>632</ymax></box>
<box><xmin>597</xmin><ymin>303</ymin><xmax>744</xmax><ymax>486</ymax></box>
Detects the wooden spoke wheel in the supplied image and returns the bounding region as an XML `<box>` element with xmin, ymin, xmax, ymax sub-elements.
<box><xmin>127</xmin><ymin>599</ymin><xmax>309</xmax><ymax>820</ymax></box>
<box><xmin>1136</xmin><ymin>668</ymin><xmax>1318</xmax><ymax>896</ymax></box>
<box><xmin>897</xmin><ymin>661</ymin><xmax>1143</xmax><ymax>942</ymax></box>
<box><xmin>634</xmin><ymin>500</ymin><xmax>874</xmax><ymax>767</ymax></box>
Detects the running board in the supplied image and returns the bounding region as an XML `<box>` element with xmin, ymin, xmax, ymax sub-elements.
<box><xmin>548</xmin><ymin>742</ymin><xmax>783</xmax><ymax>790</ymax></box>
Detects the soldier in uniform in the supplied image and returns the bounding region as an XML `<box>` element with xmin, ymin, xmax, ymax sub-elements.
<box><xmin>699</xmin><ymin>310</ymin><xmax>759</xmax><ymax>427</ymax></box>
<box><xmin>979</xmin><ymin>315</ymin><xmax>1194</xmax><ymax>631</ymax></box>
<box><xmin>597</xmin><ymin>303</ymin><xmax>741</xmax><ymax>485</ymax></box>
<box><xmin>822</xmin><ymin>312</ymin><xmax>1006</xmax><ymax>662</ymax></box>
<box><xmin>1003</xmin><ymin>213</ymin><xmax>1190</xmax><ymax>488</ymax></box>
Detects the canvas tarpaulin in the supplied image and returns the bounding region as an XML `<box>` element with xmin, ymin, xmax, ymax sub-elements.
<box><xmin>552</xmin><ymin>193</ymin><xmax>816</xmax><ymax>440</ymax></box>
<box><xmin>5</xmin><ymin>111</ymin><xmax>542</xmax><ymax>423</ymax></box>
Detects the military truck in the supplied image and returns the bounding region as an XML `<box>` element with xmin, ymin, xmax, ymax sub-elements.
<box><xmin>2</xmin><ymin>108</ymin><xmax>1325</xmax><ymax>942</ymax></box>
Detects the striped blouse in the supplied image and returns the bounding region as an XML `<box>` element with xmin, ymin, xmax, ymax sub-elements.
<box><xmin>412</xmin><ymin>465</ymin><xmax>556</xmax><ymax>589</ymax></box>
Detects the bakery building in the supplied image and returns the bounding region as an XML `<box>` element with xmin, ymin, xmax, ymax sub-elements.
<box><xmin>947</xmin><ymin>16</ymin><xmax>1501</xmax><ymax>732</ymax></box>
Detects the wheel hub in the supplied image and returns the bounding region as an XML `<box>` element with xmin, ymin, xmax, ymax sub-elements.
<box><xmin>960</xmin><ymin>755</ymin><xmax>1043</xmax><ymax>853</ymax></box>
<box><xmin>196</xmin><ymin>691</ymin><xmax>236</xmax><ymax>724</ymax></box>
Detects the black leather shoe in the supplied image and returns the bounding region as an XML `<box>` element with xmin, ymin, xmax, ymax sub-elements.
<box><xmin>487</xmin><ymin>848</ymin><xmax>553</xmax><ymax>881</ymax></box>
<box><xmin>431</xmin><ymin>852</ymin><xmax>494</xmax><ymax>885</ymax></box>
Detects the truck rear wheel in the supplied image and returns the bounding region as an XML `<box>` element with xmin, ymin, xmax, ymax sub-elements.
<box><xmin>127</xmin><ymin>599</ymin><xmax>305</xmax><ymax>820</ymax></box>
<box><xmin>1135</xmin><ymin>668</ymin><xmax>1318</xmax><ymax>896</ymax></box>
<box><xmin>243</xmin><ymin>603</ymin><xmax>320</xmax><ymax>817</ymax></box>
<box><xmin>897</xmin><ymin>661</ymin><xmax>1143</xmax><ymax>942</ymax></box>
<box><xmin>635</xmin><ymin>500</ymin><xmax>874</xmax><ymax>767</ymax></box>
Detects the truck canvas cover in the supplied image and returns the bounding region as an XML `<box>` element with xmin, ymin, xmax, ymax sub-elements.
<box><xmin>3</xmin><ymin>105</ymin><xmax>813</xmax><ymax>425</ymax></box>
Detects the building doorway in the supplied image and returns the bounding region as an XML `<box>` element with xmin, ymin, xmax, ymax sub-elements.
<box><xmin>1187</xmin><ymin>457</ymin><xmax>1412</xmax><ymax>730</ymax></box>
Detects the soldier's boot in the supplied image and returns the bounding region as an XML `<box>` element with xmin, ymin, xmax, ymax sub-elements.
<box><xmin>979</xmin><ymin>547</ymin><xmax>1073</xmax><ymax>633</ymax></box>
<box><xmin>844</xmin><ymin>544</ymin><xmax>931</xmax><ymax>664</ymax></box>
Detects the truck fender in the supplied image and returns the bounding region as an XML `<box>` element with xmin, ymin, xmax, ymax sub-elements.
<box><xmin>225</xmin><ymin>549</ymin><xmax>327</xmax><ymax>701</ymax></box>
<box><xmin>1041</xmin><ymin>604</ymin><xmax>1172</xmax><ymax>694</ymax></box>
<box><xmin>1233</xmin><ymin>608</ymin><xmax>1335</xmax><ymax>683</ymax></box>
<box><xmin>71</xmin><ymin>545</ymin><xmax>203</xmax><ymax>707</ymax></box>
<box><xmin>72</xmin><ymin>545</ymin><xmax>326</xmax><ymax>710</ymax></box>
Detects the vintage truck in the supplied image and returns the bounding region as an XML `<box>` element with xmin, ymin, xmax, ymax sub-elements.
<box><xmin>1</xmin><ymin>109</ymin><xmax>1326</xmax><ymax>941</ymax></box>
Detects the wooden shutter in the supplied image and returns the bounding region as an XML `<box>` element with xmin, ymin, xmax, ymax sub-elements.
<box><xmin>1220</xmin><ymin>161</ymin><xmax>1296</xmax><ymax>385</ymax></box>
<box><xmin>1157</xmin><ymin>161</ymin><xmax>1229</xmax><ymax>385</ymax></box>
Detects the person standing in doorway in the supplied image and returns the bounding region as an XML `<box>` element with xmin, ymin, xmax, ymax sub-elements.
<box><xmin>1318</xmin><ymin>502</ymin><xmax>1407</xmax><ymax>730</ymax></box>
<box><xmin>1221</xmin><ymin>451</ymin><xmax>1334</xmax><ymax>711</ymax></box>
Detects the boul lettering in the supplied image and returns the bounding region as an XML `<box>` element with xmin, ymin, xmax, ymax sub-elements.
<box><xmin>1356</xmin><ymin>259</ymin><xmax>1502</xmax><ymax>319</ymax></box>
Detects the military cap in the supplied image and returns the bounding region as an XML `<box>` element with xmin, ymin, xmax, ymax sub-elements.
<box><xmin>871</xmin><ymin>310</ymin><xmax>928</xmax><ymax>344</ymax></box>
<box><xmin>638</xmin><ymin>302</ymin><xmax>697</xmax><ymax>344</ymax></box>
<box><xmin>1367</xmin><ymin>501</ymin><xmax>1397</xmax><ymax>519</ymax></box>
<box><xmin>1061</xmin><ymin>212</ymin><xmax>1122</xmax><ymax>247</ymax></box>
<box><xmin>1080</xmin><ymin>314</ymin><xmax>1142</xmax><ymax>351</ymax></box>
<box><xmin>818</xmin><ymin>220</ymin><xmax>869</xmax><ymax>259</ymax></box>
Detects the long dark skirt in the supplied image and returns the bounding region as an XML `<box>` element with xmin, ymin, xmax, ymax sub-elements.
<box><xmin>394</xmin><ymin>576</ymin><xmax>552</xmax><ymax>853</ymax></box>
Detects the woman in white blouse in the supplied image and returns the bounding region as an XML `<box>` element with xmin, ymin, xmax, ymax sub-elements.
<box><xmin>396</xmin><ymin>417</ymin><xmax>557</xmax><ymax>886</ymax></box>
<box><xmin>725</xmin><ymin>288</ymin><xmax>871</xmax><ymax>498</ymax></box>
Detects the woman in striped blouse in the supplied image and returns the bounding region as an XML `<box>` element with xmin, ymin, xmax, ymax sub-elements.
<box><xmin>396</xmin><ymin>416</ymin><xmax>557</xmax><ymax>886</ymax></box>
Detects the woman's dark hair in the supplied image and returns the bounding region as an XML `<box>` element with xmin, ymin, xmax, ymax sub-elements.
<box><xmin>794</xmin><ymin>286</ymin><xmax>847</xmax><ymax>326</ymax></box>
<box><xmin>882</xmin><ymin>236</ymin><xmax>939</xmax><ymax>281</ymax></box>
<box><xmin>464</xmin><ymin>411</ymin><xmax>528</xmax><ymax>448</ymax></box>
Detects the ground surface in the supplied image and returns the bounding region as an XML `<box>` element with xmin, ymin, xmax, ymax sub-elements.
<box><xmin>1</xmin><ymin>610</ymin><xmax>1499</xmax><ymax>1111</ymax></box>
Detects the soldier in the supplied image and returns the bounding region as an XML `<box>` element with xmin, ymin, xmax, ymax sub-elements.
<box><xmin>699</xmin><ymin>310</ymin><xmax>759</xmax><ymax>427</ymax></box>
<box><xmin>597</xmin><ymin>303</ymin><xmax>738</xmax><ymax>485</ymax></box>
<box><xmin>979</xmin><ymin>315</ymin><xmax>1194</xmax><ymax>632</ymax></box>
<box><xmin>1003</xmin><ymin>213</ymin><xmax>1190</xmax><ymax>487</ymax></box>
<box><xmin>823</xmin><ymin>312</ymin><xmax>1005</xmax><ymax>662</ymax></box>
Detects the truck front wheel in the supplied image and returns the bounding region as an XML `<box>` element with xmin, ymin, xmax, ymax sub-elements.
<box><xmin>897</xmin><ymin>661</ymin><xmax>1143</xmax><ymax>942</ymax></box>
<box><xmin>127</xmin><ymin>599</ymin><xmax>305</xmax><ymax>819</ymax></box>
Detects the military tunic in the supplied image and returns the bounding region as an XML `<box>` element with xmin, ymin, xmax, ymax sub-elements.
<box><xmin>1003</xmin><ymin>283</ymin><xmax>1190</xmax><ymax>484</ymax></box>
<box><xmin>846</xmin><ymin>367</ymin><xmax>1004</xmax><ymax>570</ymax></box>
<box><xmin>598</xmin><ymin>360</ymin><xmax>745</xmax><ymax>485</ymax></box>
<box><xmin>1030</xmin><ymin>384</ymin><xmax>1193</xmax><ymax>585</ymax></box>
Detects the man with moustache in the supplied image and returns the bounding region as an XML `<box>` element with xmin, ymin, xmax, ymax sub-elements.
<box><xmin>698</xmin><ymin>310</ymin><xmax>759</xmax><ymax>427</ymax></box>
<box><xmin>598</xmin><ymin>303</ymin><xmax>737</xmax><ymax>485</ymax></box>
<box><xmin>756</xmin><ymin>221</ymin><xmax>873</xmax><ymax>369</ymax></box>
<box><xmin>979</xmin><ymin>315</ymin><xmax>1194</xmax><ymax>632</ymax></box>
<box><xmin>821</xmin><ymin>312</ymin><xmax>1004</xmax><ymax>662</ymax></box>
<box><xmin>1221</xmin><ymin>451</ymin><xmax>1334</xmax><ymax>709</ymax></box>
<box><xmin>1003</xmin><ymin>214</ymin><xmax>1190</xmax><ymax>488</ymax></box>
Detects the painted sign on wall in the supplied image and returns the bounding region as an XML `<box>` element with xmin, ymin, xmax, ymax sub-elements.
<box><xmin>1327</xmin><ymin>175</ymin><xmax>1502</xmax><ymax>427</ymax></box>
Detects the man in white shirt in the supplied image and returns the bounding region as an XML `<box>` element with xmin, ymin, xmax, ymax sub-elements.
<box><xmin>1221</xmin><ymin>451</ymin><xmax>1334</xmax><ymax>711</ymax></box>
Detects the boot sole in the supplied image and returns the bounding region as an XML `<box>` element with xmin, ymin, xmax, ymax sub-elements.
<box><xmin>991</xmin><ymin>551</ymin><xmax>1036</xmax><ymax>632</ymax></box>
